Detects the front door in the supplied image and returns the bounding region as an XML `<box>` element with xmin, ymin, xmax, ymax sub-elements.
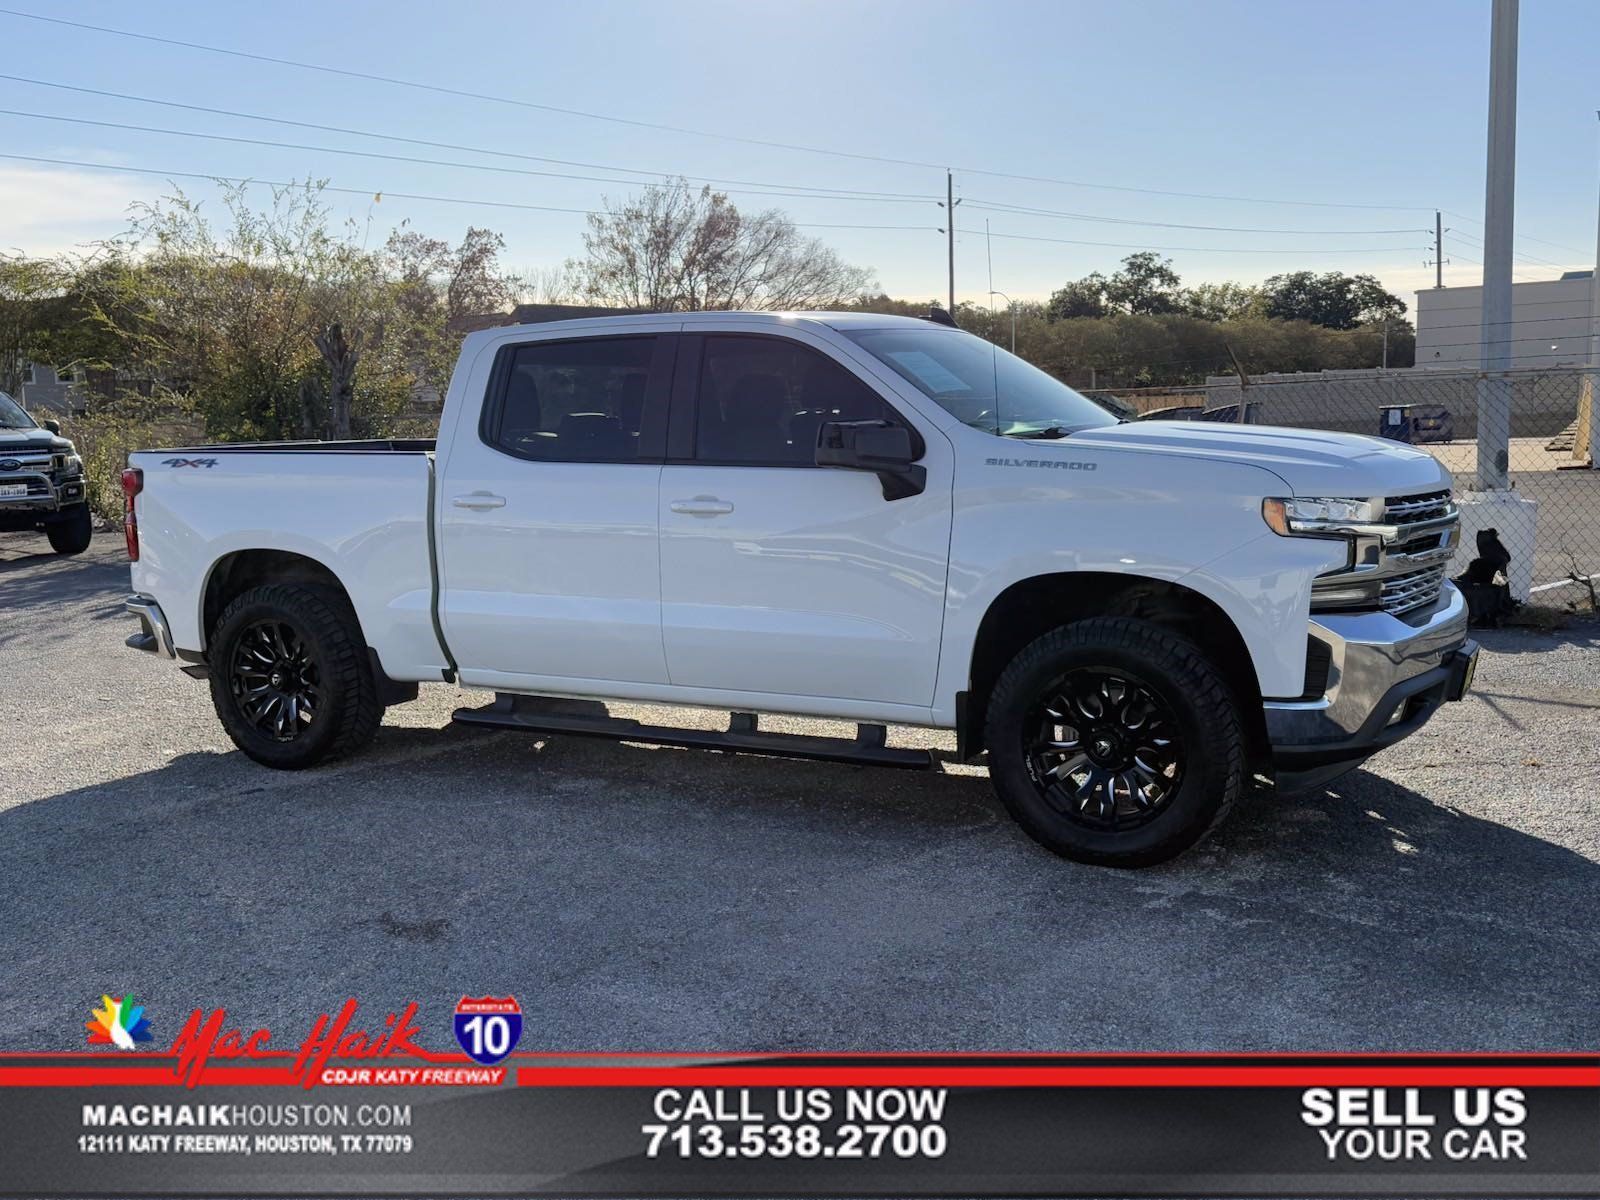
<box><xmin>658</xmin><ymin>331</ymin><xmax>951</xmax><ymax>708</ymax></box>
<box><xmin>438</xmin><ymin>329</ymin><xmax>676</xmax><ymax>687</ymax></box>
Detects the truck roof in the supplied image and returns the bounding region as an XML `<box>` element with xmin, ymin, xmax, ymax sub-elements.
<box><xmin>489</xmin><ymin>310</ymin><xmax>949</xmax><ymax>337</ymax></box>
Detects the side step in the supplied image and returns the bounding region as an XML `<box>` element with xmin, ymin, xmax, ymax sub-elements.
<box><xmin>451</xmin><ymin>694</ymin><xmax>933</xmax><ymax>770</ymax></box>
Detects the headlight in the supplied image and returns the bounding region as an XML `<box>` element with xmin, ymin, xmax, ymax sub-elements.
<box><xmin>1261</xmin><ymin>496</ymin><xmax>1379</xmax><ymax>537</ymax></box>
<box><xmin>63</xmin><ymin>454</ymin><xmax>83</xmax><ymax>476</ymax></box>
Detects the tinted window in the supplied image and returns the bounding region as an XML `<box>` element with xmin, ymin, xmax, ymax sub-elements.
<box><xmin>843</xmin><ymin>327</ymin><xmax>1117</xmax><ymax>437</ymax></box>
<box><xmin>488</xmin><ymin>336</ymin><xmax>656</xmax><ymax>462</ymax></box>
<box><xmin>694</xmin><ymin>336</ymin><xmax>898</xmax><ymax>465</ymax></box>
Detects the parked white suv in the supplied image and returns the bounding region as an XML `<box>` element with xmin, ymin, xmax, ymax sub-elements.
<box><xmin>123</xmin><ymin>312</ymin><xmax>1475</xmax><ymax>866</ymax></box>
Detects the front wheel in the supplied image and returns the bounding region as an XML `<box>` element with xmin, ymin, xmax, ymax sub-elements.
<box><xmin>208</xmin><ymin>583</ymin><xmax>383</xmax><ymax>769</ymax></box>
<box><xmin>46</xmin><ymin>504</ymin><xmax>93</xmax><ymax>555</ymax></box>
<box><xmin>984</xmin><ymin>617</ymin><xmax>1244</xmax><ymax>868</ymax></box>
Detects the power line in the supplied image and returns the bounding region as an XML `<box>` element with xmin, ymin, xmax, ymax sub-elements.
<box><xmin>962</xmin><ymin>198</ymin><xmax>1426</xmax><ymax>236</ymax></box>
<box><xmin>0</xmin><ymin>151</ymin><xmax>932</xmax><ymax>232</ymax></box>
<box><xmin>0</xmin><ymin>72</ymin><xmax>932</xmax><ymax>202</ymax></box>
<box><xmin>0</xmin><ymin>6</ymin><xmax>950</xmax><ymax>172</ymax></box>
<box><xmin>0</xmin><ymin>5</ymin><xmax>1440</xmax><ymax>214</ymax></box>
<box><xmin>0</xmin><ymin>107</ymin><xmax>932</xmax><ymax>205</ymax></box>
<box><xmin>1441</xmin><ymin>208</ymin><xmax>1590</xmax><ymax>258</ymax></box>
<box><xmin>953</xmin><ymin>169</ymin><xmax>1429</xmax><ymax>212</ymax></box>
<box><xmin>963</xmin><ymin>228</ymin><xmax>1425</xmax><ymax>255</ymax></box>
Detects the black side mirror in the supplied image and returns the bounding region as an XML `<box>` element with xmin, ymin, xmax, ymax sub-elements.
<box><xmin>41</xmin><ymin>419</ymin><xmax>61</xmax><ymax>435</ymax></box>
<box><xmin>815</xmin><ymin>419</ymin><xmax>926</xmax><ymax>501</ymax></box>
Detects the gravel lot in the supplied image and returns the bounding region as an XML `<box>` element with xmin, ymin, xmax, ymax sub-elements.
<box><xmin>3</xmin><ymin>531</ymin><xmax>1598</xmax><ymax>1052</ymax></box>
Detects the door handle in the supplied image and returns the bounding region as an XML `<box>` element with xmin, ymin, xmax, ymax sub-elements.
<box><xmin>452</xmin><ymin>492</ymin><xmax>507</xmax><ymax>510</ymax></box>
<box><xmin>670</xmin><ymin>497</ymin><xmax>734</xmax><ymax>516</ymax></box>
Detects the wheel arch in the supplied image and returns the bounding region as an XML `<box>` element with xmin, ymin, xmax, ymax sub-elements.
<box><xmin>956</xmin><ymin>571</ymin><xmax>1266</xmax><ymax>765</ymax></box>
<box><xmin>199</xmin><ymin>548</ymin><xmax>416</xmax><ymax>704</ymax></box>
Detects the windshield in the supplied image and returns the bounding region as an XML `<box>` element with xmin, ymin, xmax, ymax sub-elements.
<box><xmin>0</xmin><ymin>392</ymin><xmax>37</xmax><ymax>430</ymax></box>
<box><xmin>842</xmin><ymin>327</ymin><xmax>1118</xmax><ymax>437</ymax></box>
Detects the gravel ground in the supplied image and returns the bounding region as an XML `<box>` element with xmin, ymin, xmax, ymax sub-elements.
<box><xmin>2</xmin><ymin>531</ymin><xmax>1598</xmax><ymax>1052</ymax></box>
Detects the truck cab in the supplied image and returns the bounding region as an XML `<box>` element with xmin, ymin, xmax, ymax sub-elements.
<box><xmin>123</xmin><ymin>313</ymin><xmax>1476</xmax><ymax>866</ymax></box>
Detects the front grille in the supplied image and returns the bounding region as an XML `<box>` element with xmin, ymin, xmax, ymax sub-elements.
<box><xmin>1379</xmin><ymin>564</ymin><xmax>1448</xmax><ymax>615</ymax></box>
<box><xmin>1383</xmin><ymin>489</ymin><xmax>1453</xmax><ymax>525</ymax></box>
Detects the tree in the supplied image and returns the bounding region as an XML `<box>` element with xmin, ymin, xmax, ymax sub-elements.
<box><xmin>1103</xmin><ymin>252</ymin><xmax>1184</xmax><ymax>315</ymax></box>
<box><xmin>0</xmin><ymin>253</ymin><xmax>65</xmax><ymax>396</ymax></box>
<box><xmin>574</xmin><ymin>179</ymin><xmax>875</xmax><ymax>311</ymax></box>
<box><xmin>1047</xmin><ymin>253</ymin><xmax>1184</xmax><ymax>321</ymax></box>
<box><xmin>1183</xmin><ymin>280</ymin><xmax>1265</xmax><ymax>322</ymax></box>
<box><xmin>88</xmin><ymin>181</ymin><xmax>417</xmax><ymax>440</ymax></box>
<box><xmin>386</xmin><ymin>224</ymin><xmax>518</xmax><ymax>402</ymax></box>
<box><xmin>1260</xmin><ymin>271</ymin><xmax>1406</xmax><ymax>329</ymax></box>
<box><xmin>1046</xmin><ymin>274</ymin><xmax>1108</xmax><ymax>320</ymax></box>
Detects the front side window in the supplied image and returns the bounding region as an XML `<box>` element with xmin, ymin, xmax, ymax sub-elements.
<box><xmin>843</xmin><ymin>327</ymin><xmax>1118</xmax><ymax>438</ymax></box>
<box><xmin>694</xmin><ymin>335</ymin><xmax>899</xmax><ymax>465</ymax></box>
<box><xmin>0</xmin><ymin>392</ymin><xmax>34</xmax><ymax>429</ymax></box>
<box><xmin>487</xmin><ymin>336</ymin><xmax>656</xmax><ymax>462</ymax></box>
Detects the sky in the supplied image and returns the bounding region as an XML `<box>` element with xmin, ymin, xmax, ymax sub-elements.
<box><xmin>2</xmin><ymin>0</ymin><xmax>1598</xmax><ymax>312</ymax></box>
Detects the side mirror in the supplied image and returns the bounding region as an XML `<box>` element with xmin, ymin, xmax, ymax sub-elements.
<box><xmin>815</xmin><ymin>419</ymin><xmax>926</xmax><ymax>501</ymax></box>
<box><xmin>41</xmin><ymin>419</ymin><xmax>61</xmax><ymax>435</ymax></box>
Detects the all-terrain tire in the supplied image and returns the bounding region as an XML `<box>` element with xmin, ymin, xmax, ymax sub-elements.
<box><xmin>46</xmin><ymin>504</ymin><xmax>93</xmax><ymax>555</ymax></box>
<box><xmin>208</xmin><ymin>583</ymin><xmax>383</xmax><ymax>769</ymax></box>
<box><xmin>984</xmin><ymin>617</ymin><xmax>1244</xmax><ymax>868</ymax></box>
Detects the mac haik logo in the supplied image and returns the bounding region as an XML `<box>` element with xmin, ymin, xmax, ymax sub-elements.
<box><xmin>453</xmin><ymin>996</ymin><xmax>522</xmax><ymax>1065</ymax></box>
<box><xmin>86</xmin><ymin>994</ymin><xmax>154</xmax><ymax>1049</ymax></box>
<box><xmin>169</xmin><ymin>998</ymin><xmax>424</xmax><ymax>1088</ymax></box>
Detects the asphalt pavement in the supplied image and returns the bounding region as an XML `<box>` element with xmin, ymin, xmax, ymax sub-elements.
<box><xmin>3</xmin><ymin>531</ymin><xmax>1598</xmax><ymax>1052</ymax></box>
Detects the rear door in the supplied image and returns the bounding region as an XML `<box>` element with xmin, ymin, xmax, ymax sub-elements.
<box><xmin>657</xmin><ymin>330</ymin><xmax>952</xmax><ymax>708</ymax></box>
<box><xmin>438</xmin><ymin>328</ymin><xmax>677</xmax><ymax>687</ymax></box>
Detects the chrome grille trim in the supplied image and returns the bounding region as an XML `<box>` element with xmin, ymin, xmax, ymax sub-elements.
<box><xmin>1379</xmin><ymin>564</ymin><xmax>1449</xmax><ymax>615</ymax></box>
<box><xmin>0</xmin><ymin>454</ymin><xmax>53</xmax><ymax>472</ymax></box>
<box><xmin>1382</xmin><ymin>490</ymin><xmax>1454</xmax><ymax>525</ymax></box>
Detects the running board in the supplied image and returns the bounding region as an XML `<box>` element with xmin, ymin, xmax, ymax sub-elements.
<box><xmin>451</xmin><ymin>694</ymin><xmax>933</xmax><ymax>770</ymax></box>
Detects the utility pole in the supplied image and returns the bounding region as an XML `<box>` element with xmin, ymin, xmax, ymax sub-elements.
<box><xmin>1476</xmin><ymin>0</ymin><xmax>1518</xmax><ymax>491</ymax></box>
<box><xmin>946</xmin><ymin>170</ymin><xmax>957</xmax><ymax>315</ymax></box>
<box><xmin>1435</xmin><ymin>211</ymin><xmax>1444</xmax><ymax>288</ymax></box>
<box><xmin>1582</xmin><ymin>110</ymin><xmax>1600</xmax><ymax>466</ymax></box>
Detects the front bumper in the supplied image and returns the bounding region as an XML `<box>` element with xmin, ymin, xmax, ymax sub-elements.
<box><xmin>125</xmin><ymin>593</ymin><xmax>176</xmax><ymax>659</ymax></box>
<box><xmin>1264</xmin><ymin>582</ymin><xmax>1477</xmax><ymax>790</ymax></box>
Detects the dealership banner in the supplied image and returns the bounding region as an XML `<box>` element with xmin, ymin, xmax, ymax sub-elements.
<box><xmin>2</xmin><ymin>998</ymin><xmax>1598</xmax><ymax>1196</ymax></box>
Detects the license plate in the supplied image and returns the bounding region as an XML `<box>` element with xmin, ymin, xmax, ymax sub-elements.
<box><xmin>0</xmin><ymin>483</ymin><xmax>27</xmax><ymax>498</ymax></box>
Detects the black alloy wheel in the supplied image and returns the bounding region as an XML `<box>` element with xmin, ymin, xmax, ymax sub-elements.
<box><xmin>1026</xmin><ymin>669</ymin><xmax>1185</xmax><ymax>829</ymax></box>
<box><xmin>230</xmin><ymin>619</ymin><xmax>321</xmax><ymax>741</ymax></box>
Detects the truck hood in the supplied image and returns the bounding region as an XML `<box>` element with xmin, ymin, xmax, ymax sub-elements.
<box><xmin>0</xmin><ymin>428</ymin><xmax>72</xmax><ymax>453</ymax></box>
<box><xmin>1066</xmin><ymin>420</ymin><xmax>1453</xmax><ymax>498</ymax></box>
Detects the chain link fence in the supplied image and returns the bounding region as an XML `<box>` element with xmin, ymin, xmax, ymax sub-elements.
<box><xmin>1090</xmin><ymin>367</ymin><xmax>1600</xmax><ymax>607</ymax></box>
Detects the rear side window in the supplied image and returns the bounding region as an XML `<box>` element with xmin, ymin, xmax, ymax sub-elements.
<box><xmin>485</xmin><ymin>336</ymin><xmax>658</xmax><ymax>462</ymax></box>
<box><xmin>693</xmin><ymin>335</ymin><xmax>901</xmax><ymax>466</ymax></box>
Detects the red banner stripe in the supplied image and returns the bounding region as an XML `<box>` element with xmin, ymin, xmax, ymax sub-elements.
<box><xmin>514</xmin><ymin>1065</ymin><xmax>1600</xmax><ymax>1088</ymax></box>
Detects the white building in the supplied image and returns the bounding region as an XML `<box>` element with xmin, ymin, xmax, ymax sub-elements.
<box><xmin>1414</xmin><ymin>271</ymin><xmax>1595</xmax><ymax>370</ymax></box>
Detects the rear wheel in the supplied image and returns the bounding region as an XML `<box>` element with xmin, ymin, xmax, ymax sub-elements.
<box><xmin>208</xmin><ymin>583</ymin><xmax>383</xmax><ymax>769</ymax></box>
<box><xmin>46</xmin><ymin>504</ymin><xmax>93</xmax><ymax>555</ymax></box>
<box><xmin>984</xmin><ymin>617</ymin><xmax>1244</xmax><ymax>867</ymax></box>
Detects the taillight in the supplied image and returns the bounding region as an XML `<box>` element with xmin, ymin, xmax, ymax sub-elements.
<box><xmin>121</xmin><ymin>467</ymin><xmax>143</xmax><ymax>561</ymax></box>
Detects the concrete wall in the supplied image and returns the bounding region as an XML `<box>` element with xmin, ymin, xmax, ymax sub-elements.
<box><xmin>1201</xmin><ymin>366</ymin><xmax>1587</xmax><ymax>441</ymax></box>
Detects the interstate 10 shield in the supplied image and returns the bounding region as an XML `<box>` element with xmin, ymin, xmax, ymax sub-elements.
<box><xmin>453</xmin><ymin>996</ymin><xmax>522</xmax><ymax>1065</ymax></box>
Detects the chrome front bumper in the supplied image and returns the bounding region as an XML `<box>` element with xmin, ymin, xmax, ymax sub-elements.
<box><xmin>125</xmin><ymin>593</ymin><xmax>176</xmax><ymax>659</ymax></box>
<box><xmin>1265</xmin><ymin>582</ymin><xmax>1477</xmax><ymax>787</ymax></box>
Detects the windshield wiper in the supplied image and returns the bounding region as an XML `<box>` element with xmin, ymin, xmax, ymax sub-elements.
<box><xmin>1004</xmin><ymin>424</ymin><xmax>1073</xmax><ymax>440</ymax></box>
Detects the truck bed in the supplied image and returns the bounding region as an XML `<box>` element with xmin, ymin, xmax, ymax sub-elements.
<box><xmin>127</xmin><ymin>443</ymin><xmax>447</xmax><ymax>680</ymax></box>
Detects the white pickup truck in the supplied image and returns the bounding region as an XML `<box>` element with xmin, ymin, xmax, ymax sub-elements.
<box><xmin>123</xmin><ymin>311</ymin><xmax>1476</xmax><ymax>866</ymax></box>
